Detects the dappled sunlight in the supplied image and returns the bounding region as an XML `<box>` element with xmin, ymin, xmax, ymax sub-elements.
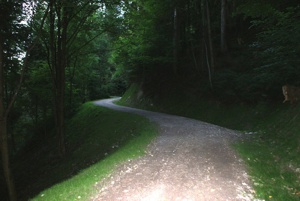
<box><xmin>141</xmin><ymin>184</ymin><xmax>166</xmax><ymax>201</ymax></box>
<box><xmin>139</xmin><ymin>183</ymin><xmax>201</xmax><ymax>201</ymax></box>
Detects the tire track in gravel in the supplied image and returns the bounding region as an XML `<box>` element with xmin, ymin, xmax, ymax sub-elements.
<box><xmin>92</xmin><ymin>98</ymin><xmax>255</xmax><ymax>201</ymax></box>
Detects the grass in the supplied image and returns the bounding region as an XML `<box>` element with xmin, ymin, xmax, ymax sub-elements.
<box><xmin>118</xmin><ymin>84</ymin><xmax>300</xmax><ymax>201</ymax></box>
<box><xmin>233</xmin><ymin>105</ymin><xmax>300</xmax><ymax>201</ymax></box>
<box><xmin>12</xmin><ymin>101</ymin><xmax>157</xmax><ymax>201</ymax></box>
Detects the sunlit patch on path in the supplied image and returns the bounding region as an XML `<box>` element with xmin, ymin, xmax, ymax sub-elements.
<box><xmin>92</xmin><ymin>98</ymin><xmax>256</xmax><ymax>200</ymax></box>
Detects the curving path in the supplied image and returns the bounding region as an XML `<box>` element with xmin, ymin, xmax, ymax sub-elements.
<box><xmin>92</xmin><ymin>98</ymin><xmax>255</xmax><ymax>201</ymax></box>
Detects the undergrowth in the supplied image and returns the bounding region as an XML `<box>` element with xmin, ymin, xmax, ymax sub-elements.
<box><xmin>12</xmin><ymin>102</ymin><xmax>157</xmax><ymax>201</ymax></box>
<box><xmin>118</xmin><ymin>84</ymin><xmax>300</xmax><ymax>201</ymax></box>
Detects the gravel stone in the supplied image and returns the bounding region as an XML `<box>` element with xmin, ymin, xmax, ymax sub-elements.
<box><xmin>92</xmin><ymin>98</ymin><xmax>256</xmax><ymax>201</ymax></box>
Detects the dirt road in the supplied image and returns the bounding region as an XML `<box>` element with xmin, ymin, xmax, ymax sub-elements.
<box><xmin>92</xmin><ymin>98</ymin><xmax>255</xmax><ymax>201</ymax></box>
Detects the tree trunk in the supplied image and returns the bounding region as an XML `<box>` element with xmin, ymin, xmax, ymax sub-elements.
<box><xmin>206</xmin><ymin>0</ymin><xmax>215</xmax><ymax>75</ymax></box>
<box><xmin>173</xmin><ymin>7</ymin><xmax>179</xmax><ymax>74</ymax></box>
<box><xmin>0</xmin><ymin>32</ymin><xmax>17</xmax><ymax>201</ymax></box>
<box><xmin>59</xmin><ymin>1</ymin><xmax>68</xmax><ymax>156</ymax></box>
<box><xmin>56</xmin><ymin>1</ymin><xmax>64</xmax><ymax>156</ymax></box>
<box><xmin>201</xmin><ymin>0</ymin><xmax>214</xmax><ymax>89</ymax></box>
<box><xmin>49</xmin><ymin>0</ymin><xmax>67</xmax><ymax>156</ymax></box>
<box><xmin>221</xmin><ymin>0</ymin><xmax>228</xmax><ymax>53</ymax></box>
<box><xmin>0</xmin><ymin>119</ymin><xmax>17</xmax><ymax>201</ymax></box>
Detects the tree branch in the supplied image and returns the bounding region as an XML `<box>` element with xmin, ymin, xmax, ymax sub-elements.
<box><xmin>5</xmin><ymin>5</ymin><xmax>50</xmax><ymax>118</ymax></box>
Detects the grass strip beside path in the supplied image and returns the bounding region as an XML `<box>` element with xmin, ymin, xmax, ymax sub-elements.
<box><xmin>30</xmin><ymin>102</ymin><xmax>157</xmax><ymax>201</ymax></box>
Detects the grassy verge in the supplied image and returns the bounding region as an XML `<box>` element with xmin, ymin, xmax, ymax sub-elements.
<box><xmin>233</xmin><ymin>106</ymin><xmax>300</xmax><ymax>201</ymax></box>
<box><xmin>13</xmin><ymin>102</ymin><xmax>157</xmax><ymax>201</ymax></box>
<box><xmin>118</xmin><ymin>84</ymin><xmax>300</xmax><ymax>201</ymax></box>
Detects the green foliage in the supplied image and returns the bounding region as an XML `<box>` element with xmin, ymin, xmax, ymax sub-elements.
<box><xmin>111</xmin><ymin>0</ymin><xmax>300</xmax><ymax>104</ymax></box>
<box><xmin>109</xmin><ymin>0</ymin><xmax>174</xmax><ymax>83</ymax></box>
<box><xmin>12</xmin><ymin>102</ymin><xmax>157</xmax><ymax>200</ymax></box>
<box><xmin>10</xmin><ymin>60</ymin><xmax>54</xmax><ymax>151</ymax></box>
<box><xmin>0</xmin><ymin>0</ymin><xmax>30</xmax><ymax>103</ymax></box>
<box><xmin>252</xmin><ymin>6</ymin><xmax>300</xmax><ymax>84</ymax></box>
<box><xmin>232</xmin><ymin>2</ymin><xmax>300</xmax><ymax>101</ymax></box>
<box><xmin>9</xmin><ymin>3</ymin><xmax>128</xmax><ymax>153</ymax></box>
<box><xmin>235</xmin><ymin>1</ymin><xmax>278</xmax><ymax>18</ymax></box>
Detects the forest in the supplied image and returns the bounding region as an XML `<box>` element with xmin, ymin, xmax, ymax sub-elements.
<box><xmin>0</xmin><ymin>0</ymin><xmax>300</xmax><ymax>200</ymax></box>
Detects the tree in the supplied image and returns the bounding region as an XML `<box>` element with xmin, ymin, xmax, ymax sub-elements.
<box><xmin>0</xmin><ymin>1</ymin><xmax>49</xmax><ymax>200</ymax></box>
<box><xmin>48</xmin><ymin>0</ymin><xmax>68</xmax><ymax>156</ymax></box>
<box><xmin>220</xmin><ymin>0</ymin><xmax>228</xmax><ymax>53</ymax></box>
<box><xmin>0</xmin><ymin>1</ymin><xmax>28</xmax><ymax>200</ymax></box>
<box><xmin>46</xmin><ymin>0</ymin><xmax>102</xmax><ymax>155</ymax></box>
<box><xmin>0</xmin><ymin>0</ymin><xmax>129</xmax><ymax>199</ymax></box>
<box><xmin>234</xmin><ymin>1</ymin><xmax>300</xmax><ymax>99</ymax></box>
<box><xmin>44</xmin><ymin>0</ymin><xmax>123</xmax><ymax>156</ymax></box>
<box><xmin>201</xmin><ymin>0</ymin><xmax>215</xmax><ymax>89</ymax></box>
<box><xmin>0</xmin><ymin>29</ymin><xmax>17</xmax><ymax>201</ymax></box>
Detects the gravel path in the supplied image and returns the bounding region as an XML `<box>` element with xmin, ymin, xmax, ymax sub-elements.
<box><xmin>92</xmin><ymin>98</ymin><xmax>255</xmax><ymax>201</ymax></box>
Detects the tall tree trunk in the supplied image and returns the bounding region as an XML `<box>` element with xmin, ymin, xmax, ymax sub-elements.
<box><xmin>201</xmin><ymin>0</ymin><xmax>214</xmax><ymax>89</ymax></box>
<box><xmin>221</xmin><ymin>0</ymin><xmax>228</xmax><ymax>53</ymax></box>
<box><xmin>59</xmin><ymin>1</ymin><xmax>68</xmax><ymax>156</ymax></box>
<box><xmin>206</xmin><ymin>0</ymin><xmax>215</xmax><ymax>75</ymax></box>
<box><xmin>0</xmin><ymin>32</ymin><xmax>17</xmax><ymax>201</ymax></box>
<box><xmin>49</xmin><ymin>0</ymin><xmax>59</xmax><ymax>155</ymax></box>
<box><xmin>49</xmin><ymin>0</ymin><xmax>67</xmax><ymax>156</ymax></box>
<box><xmin>56</xmin><ymin>1</ymin><xmax>64</xmax><ymax>156</ymax></box>
<box><xmin>173</xmin><ymin>7</ymin><xmax>179</xmax><ymax>74</ymax></box>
